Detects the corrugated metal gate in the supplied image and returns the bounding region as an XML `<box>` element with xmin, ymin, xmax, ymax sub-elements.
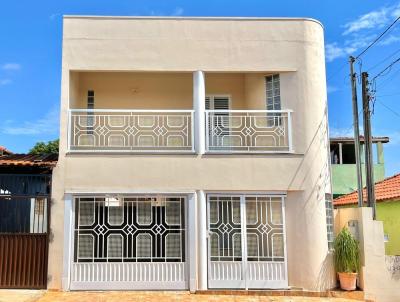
<box><xmin>0</xmin><ymin>174</ymin><xmax>51</xmax><ymax>289</ymax></box>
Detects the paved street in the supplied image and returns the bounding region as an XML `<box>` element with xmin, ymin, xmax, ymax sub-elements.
<box><xmin>0</xmin><ymin>290</ymin><xmax>366</xmax><ymax>302</ymax></box>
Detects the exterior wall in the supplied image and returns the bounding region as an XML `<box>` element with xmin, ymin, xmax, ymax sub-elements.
<box><xmin>332</xmin><ymin>163</ymin><xmax>385</xmax><ymax>196</ymax></box>
<box><xmin>50</xmin><ymin>17</ymin><xmax>333</xmax><ymax>291</ymax></box>
<box><xmin>70</xmin><ymin>71</ymin><xmax>273</xmax><ymax>110</ymax></box>
<box><xmin>377</xmin><ymin>200</ymin><xmax>400</xmax><ymax>255</ymax></box>
<box><xmin>335</xmin><ymin>207</ymin><xmax>400</xmax><ymax>302</ymax></box>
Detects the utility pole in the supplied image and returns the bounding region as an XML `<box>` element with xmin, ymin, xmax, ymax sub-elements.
<box><xmin>361</xmin><ymin>72</ymin><xmax>376</xmax><ymax>219</ymax></box>
<box><xmin>349</xmin><ymin>56</ymin><xmax>364</xmax><ymax>207</ymax></box>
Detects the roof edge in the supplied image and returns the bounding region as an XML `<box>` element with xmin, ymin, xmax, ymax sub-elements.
<box><xmin>62</xmin><ymin>15</ymin><xmax>323</xmax><ymax>27</ymax></box>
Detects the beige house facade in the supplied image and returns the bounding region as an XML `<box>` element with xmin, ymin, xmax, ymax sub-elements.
<box><xmin>50</xmin><ymin>16</ymin><xmax>334</xmax><ymax>292</ymax></box>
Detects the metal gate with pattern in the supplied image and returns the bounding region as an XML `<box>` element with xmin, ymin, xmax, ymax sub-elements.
<box><xmin>207</xmin><ymin>195</ymin><xmax>288</xmax><ymax>289</ymax></box>
<box><xmin>71</xmin><ymin>195</ymin><xmax>187</xmax><ymax>290</ymax></box>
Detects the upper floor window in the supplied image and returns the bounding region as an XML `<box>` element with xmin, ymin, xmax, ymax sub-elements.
<box><xmin>266</xmin><ymin>74</ymin><xmax>281</xmax><ymax>111</ymax></box>
<box><xmin>87</xmin><ymin>90</ymin><xmax>95</xmax><ymax>109</ymax></box>
<box><xmin>205</xmin><ymin>95</ymin><xmax>230</xmax><ymax>110</ymax></box>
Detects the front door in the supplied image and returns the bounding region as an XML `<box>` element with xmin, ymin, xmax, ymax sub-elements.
<box><xmin>207</xmin><ymin>194</ymin><xmax>288</xmax><ymax>289</ymax></box>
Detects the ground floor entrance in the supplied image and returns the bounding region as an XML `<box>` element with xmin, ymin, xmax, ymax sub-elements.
<box><xmin>70</xmin><ymin>195</ymin><xmax>187</xmax><ymax>290</ymax></box>
<box><xmin>65</xmin><ymin>192</ymin><xmax>287</xmax><ymax>291</ymax></box>
<box><xmin>207</xmin><ymin>195</ymin><xmax>287</xmax><ymax>289</ymax></box>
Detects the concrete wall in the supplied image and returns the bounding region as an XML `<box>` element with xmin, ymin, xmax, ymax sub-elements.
<box><xmin>332</xmin><ymin>164</ymin><xmax>385</xmax><ymax>196</ymax></box>
<box><xmin>49</xmin><ymin>16</ymin><xmax>333</xmax><ymax>291</ymax></box>
<box><xmin>335</xmin><ymin>207</ymin><xmax>400</xmax><ymax>302</ymax></box>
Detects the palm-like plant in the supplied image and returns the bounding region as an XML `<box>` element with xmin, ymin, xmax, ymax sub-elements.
<box><xmin>334</xmin><ymin>227</ymin><xmax>360</xmax><ymax>273</ymax></box>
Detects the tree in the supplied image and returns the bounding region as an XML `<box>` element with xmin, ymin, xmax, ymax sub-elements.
<box><xmin>29</xmin><ymin>139</ymin><xmax>59</xmax><ymax>154</ymax></box>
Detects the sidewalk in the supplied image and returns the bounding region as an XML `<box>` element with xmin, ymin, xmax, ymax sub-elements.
<box><xmin>0</xmin><ymin>290</ymin><xmax>366</xmax><ymax>302</ymax></box>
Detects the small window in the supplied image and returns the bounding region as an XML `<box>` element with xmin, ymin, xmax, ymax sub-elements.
<box><xmin>330</xmin><ymin>143</ymin><xmax>340</xmax><ymax>164</ymax></box>
<box><xmin>205</xmin><ymin>95</ymin><xmax>230</xmax><ymax>110</ymax></box>
<box><xmin>342</xmin><ymin>144</ymin><xmax>356</xmax><ymax>164</ymax></box>
<box><xmin>87</xmin><ymin>90</ymin><xmax>94</xmax><ymax>109</ymax></box>
<box><xmin>266</xmin><ymin>74</ymin><xmax>281</xmax><ymax>110</ymax></box>
<box><xmin>325</xmin><ymin>194</ymin><xmax>334</xmax><ymax>251</ymax></box>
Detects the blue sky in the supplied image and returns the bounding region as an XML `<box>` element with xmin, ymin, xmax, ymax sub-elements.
<box><xmin>0</xmin><ymin>0</ymin><xmax>399</xmax><ymax>176</ymax></box>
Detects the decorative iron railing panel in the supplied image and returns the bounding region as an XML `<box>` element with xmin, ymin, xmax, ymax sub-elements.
<box><xmin>68</xmin><ymin>110</ymin><xmax>194</xmax><ymax>152</ymax></box>
<box><xmin>206</xmin><ymin>110</ymin><xmax>292</xmax><ymax>153</ymax></box>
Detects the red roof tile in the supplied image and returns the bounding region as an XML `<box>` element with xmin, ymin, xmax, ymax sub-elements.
<box><xmin>0</xmin><ymin>153</ymin><xmax>58</xmax><ymax>167</ymax></box>
<box><xmin>334</xmin><ymin>173</ymin><xmax>400</xmax><ymax>206</ymax></box>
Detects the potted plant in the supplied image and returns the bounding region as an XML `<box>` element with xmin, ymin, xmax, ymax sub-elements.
<box><xmin>333</xmin><ymin>227</ymin><xmax>360</xmax><ymax>291</ymax></box>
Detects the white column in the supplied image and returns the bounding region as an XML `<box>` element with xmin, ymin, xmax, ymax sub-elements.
<box><xmin>193</xmin><ymin>71</ymin><xmax>206</xmax><ymax>154</ymax></box>
<box><xmin>188</xmin><ymin>193</ymin><xmax>197</xmax><ymax>292</ymax></box>
<box><xmin>62</xmin><ymin>194</ymin><xmax>73</xmax><ymax>291</ymax></box>
<box><xmin>197</xmin><ymin>190</ymin><xmax>207</xmax><ymax>290</ymax></box>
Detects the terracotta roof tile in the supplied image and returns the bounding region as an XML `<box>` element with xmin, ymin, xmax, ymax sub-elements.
<box><xmin>334</xmin><ymin>173</ymin><xmax>400</xmax><ymax>206</ymax></box>
<box><xmin>0</xmin><ymin>153</ymin><xmax>58</xmax><ymax>167</ymax></box>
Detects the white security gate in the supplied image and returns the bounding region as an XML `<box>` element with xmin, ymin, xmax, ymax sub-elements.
<box><xmin>70</xmin><ymin>195</ymin><xmax>187</xmax><ymax>290</ymax></box>
<box><xmin>207</xmin><ymin>195</ymin><xmax>287</xmax><ymax>289</ymax></box>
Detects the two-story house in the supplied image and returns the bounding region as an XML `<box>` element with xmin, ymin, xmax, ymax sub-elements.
<box><xmin>330</xmin><ymin>136</ymin><xmax>389</xmax><ymax>198</ymax></box>
<box><xmin>49</xmin><ymin>16</ymin><xmax>333</xmax><ymax>292</ymax></box>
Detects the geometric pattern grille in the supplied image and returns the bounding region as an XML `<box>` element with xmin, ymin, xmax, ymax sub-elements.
<box><xmin>74</xmin><ymin>196</ymin><xmax>185</xmax><ymax>263</ymax></box>
<box><xmin>206</xmin><ymin>111</ymin><xmax>290</xmax><ymax>152</ymax></box>
<box><xmin>208</xmin><ymin>195</ymin><xmax>285</xmax><ymax>263</ymax></box>
<box><xmin>70</xmin><ymin>111</ymin><xmax>193</xmax><ymax>152</ymax></box>
<box><xmin>209</xmin><ymin>196</ymin><xmax>242</xmax><ymax>262</ymax></box>
<box><xmin>246</xmin><ymin>197</ymin><xmax>284</xmax><ymax>262</ymax></box>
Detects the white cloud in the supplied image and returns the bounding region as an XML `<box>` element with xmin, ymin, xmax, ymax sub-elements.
<box><xmin>1</xmin><ymin>107</ymin><xmax>59</xmax><ymax>135</ymax></box>
<box><xmin>343</xmin><ymin>8</ymin><xmax>389</xmax><ymax>35</ymax></box>
<box><xmin>325</xmin><ymin>43</ymin><xmax>356</xmax><ymax>62</ymax></box>
<box><xmin>1</xmin><ymin>63</ymin><xmax>21</xmax><ymax>70</ymax></box>
<box><xmin>0</xmin><ymin>79</ymin><xmax>11</xmax><ymax>86</ymax></box>
<box><xmin>327</xmin><ymin>85</ymin><xmax>339</xmax><ymax>94</ymax></box>
<box><xmin>171</xmin><ymin>7</ymin><xmax>184</xmax><ymax>16</ymax></box>
<box><xmin>326</xmin><ymin>2</ymin><xmax>400</xmax><ymax>62</ymax></box>
<box><xmin>329</xmin><ymin>127</ymin><xmax>355</xmax><ymax>138</ymax></box>
<box><xmin>380</xmin><ymin>34</ymin><xmax>400</xmax><ymax>46</ymax></box>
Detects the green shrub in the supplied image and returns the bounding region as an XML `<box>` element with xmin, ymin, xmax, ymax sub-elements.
<box><xmin>334</xmin><ymin>227</ymin><xmax>360</xmax><ymax>273</ymax></box>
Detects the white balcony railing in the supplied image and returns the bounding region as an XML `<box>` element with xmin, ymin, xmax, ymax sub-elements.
<box><xmin>68</xmin><ymin>109</ymin><xmax>194</xmax><ymax>152</ymax></box>
<box><xmin>205</xmin><ymin>110</ymin><xmax>292</xmax><ymax>153</ymax></box>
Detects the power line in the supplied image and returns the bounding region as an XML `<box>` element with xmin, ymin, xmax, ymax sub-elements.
<box><xmin>367</xmin><ymin>46</ymin><xmax>400</xmax><ymax>72</ymax></box>
<box><xmin>372</xmin><ymin>57</ymin><xmax>400</xmax><ymax>81</ymax></box>
<box><xmin>355</xmin><ymin>15</ymin><xmax>400</xmax><ymax>60</ymax></box>
<box><xmin>375</xmin><ymin>98</ymin><xmax>400</xmax><ymax>118</ymax></box>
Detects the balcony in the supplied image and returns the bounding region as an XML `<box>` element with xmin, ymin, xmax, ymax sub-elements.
<box><xmin>206</xmin><ymin>110</ymin><xmax>292</xmax><ymax>153</ymax></box>
<box><xmin>67</xmin><ymin>109</ymin><xmax>292</xmax><ymax>153</ymax></box>
<box><xmin>68</xmin><ymin>109</ymin><xmax>194</xmax><ymax>153</ymax></box>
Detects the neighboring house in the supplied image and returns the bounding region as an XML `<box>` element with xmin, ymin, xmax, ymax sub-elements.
<box><xmin>330</xmin><ymin>136</ymin><xmax>389</xmax><ymax>198</ymax></box>
<box><xmin>0</xmin><ymin>146</ymin><xmax>13</xmax><ymax>156</ymax></box>
<box><xmin>49</xmin><ymin>16</ymin><xmax>333</xmax><ymax>292</ymax></box>
<box><xmin>0</xmin><ymin>152</ymin><xmax>57</xmax><ymax>288</ymax></box>
<box><xmin>334</xmin><ymin>173</ymin><xmax>400</xmax><ymax>256</ymax></box>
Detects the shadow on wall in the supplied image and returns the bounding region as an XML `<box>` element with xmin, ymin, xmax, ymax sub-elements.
<box><xmin>315</xmin><ymin>253</ymin><xmax>337</xmax><ymax>290</ymax></box>
<box><xmin>386</xmin><ymin>256</ymin><xmax>400</xmax><ymax>280</ymax></box>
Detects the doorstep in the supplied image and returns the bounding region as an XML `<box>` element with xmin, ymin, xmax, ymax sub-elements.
<box><xmin>196</xmin><ymin>289</ymin><xmax>365</xmax><ymax>300</ymax></box>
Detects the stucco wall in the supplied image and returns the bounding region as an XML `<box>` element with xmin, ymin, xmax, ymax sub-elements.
<box><xmin>332</xmin><ymin>164</ymin><xmax>385</xmax><ymax>196</ymax></box>
<box><xmin>49</xmin><ymin>17</ymin><xmax>333</xmax><ymax>291</ymax></box>
<box><xmin>70</xmin><ymin>71</ymin><xmax>272</xmax><ymax>110</ymax></box>
<box><xmin>377</xmin><ymin>201</ymin><xmax>400</xmax><ymax>256</ymax></box>
<box><xmin>335</xmin><ymin>207</ymin><xmax>400</xmax><ymax>302</ymax></box>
